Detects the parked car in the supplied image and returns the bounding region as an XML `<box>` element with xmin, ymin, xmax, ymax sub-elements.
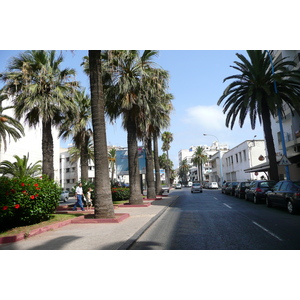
<box><xmin>265</xmin><ymin>180</ymin><xmax>300</xmax><ymax>214</ymax></box>
<box><xmin>175</xmin><ymin>183</ymin><xmax>182</xmax><ymax>189</ymax></box>
<box><xmin>60</xmin><ymin>190</ymin><xmax>69</xmax><ymax>202</ymax></box>
<box><xmin>208</xmin><ymin>182</ymin><xmax>218</xmax><ymax>189</ymax></box>
<box><xmin>188</xmin><ymin>182</ymin><xmax>193</xmax><ymax>187</ymax></box>
<box><xmin>235</xmin><ymin>181</ymin><xmax>251</xmax><ymax>198</ymax></box>
<box><xmin>224</xmin><ymin>181</ymin><xmax>239</xmax><ymax>195</ymax></box>
<box><xmin>245</xmin><ymin>180</ymin><xmax>277</xmax><ymax>204</ymax></box>
<box><xmin>161</xmin><ymin>185</ymin><xmax>169</xmax><ymax>193</ymax></box>
<box><xmin>191</xmin><ymin>182</ymin><xmax>203</xmax><ymax>193</ymax></box>
<box><xmin>221</xmin><ymin>182</ymin><xmax>231</xmax><ymax>194</ymax></box>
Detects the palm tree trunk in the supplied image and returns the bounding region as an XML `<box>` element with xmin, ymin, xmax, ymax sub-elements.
<box><xmin>42</xmin><ymin>120</ymin><xmax>54</xmax><ymax>180</ymax></box>
<box><xmin>127</xmin><ymin>117</ymin><xmax>143</xmax><ymax>204</ymax></box>
<box><xmin>145</xmin><ymin>137</ymin><xmax>156</xmax><ymax>199</ymax></box>
<box><xmin>89</xmin><ymin>50</ymin><xmax>115</xmax><ymax>218</ymax></box>
<box><xmin>262</xmin><ymin>103</ymin><xmax>279</xmax><ymax>182</ymax></box>
<box><xmin>80</xmin><ymin>135</ymin><xmax>90</xmax><ymax>182</ymax></box>
<box><xmin>153</xmin><ymin>133</ymin><xmax>162</xmax><ymax>194</ymax></box>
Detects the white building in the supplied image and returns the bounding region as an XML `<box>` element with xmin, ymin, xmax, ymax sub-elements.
<box><xmin>178</xmin><ymin>142</ymin><xmax>229</xmax><ymax>183</ymax></box>
<box><xmin>222</xmin><ymin>139</ymin><xmax>267</xmax><ymax>182</ymax></box>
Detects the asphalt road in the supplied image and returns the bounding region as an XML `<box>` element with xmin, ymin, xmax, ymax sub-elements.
<box><xmin>129</xmin><ymin>187</ymin><xmax>300</xmax><ymax>250</ymax></box>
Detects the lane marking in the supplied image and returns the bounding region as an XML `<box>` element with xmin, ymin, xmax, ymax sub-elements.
<box><xmin>214</xmin><ymin>197</ymin><xmax>218</xmax><ymax>200</ymax></box>
<box><xmin>223</xmin><ymin>203</ymin><xmax>232</xmax><ymax>209</ymax></box>
<box><xmin>252</xmin><ymin>221</ymin><xmax>283</xmax><ymax>241</ymax></box>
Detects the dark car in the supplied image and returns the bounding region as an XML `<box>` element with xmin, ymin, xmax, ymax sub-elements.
<box><xmin>235</xmin><ymin>181</ymin><xmax>251</xmax><ymax>198</ymax></box>
<box><xmin>221</xmin><ymin>182</ymin><xmax>231</xmax><ymax>194</ymax></box>
<box><xmin>245</xmin><ymin>180</ymin><xmax>277</xmax><ymax>204</ymax></box>
<box><xmin>224</xmin><ymin>181</ymin><xmax>239</xmax><ymax>196</ymax></box>
<box><xmin>266</xmin><ymin>180</ymin><xmax>300</xmax><ymax>214</ymax></box>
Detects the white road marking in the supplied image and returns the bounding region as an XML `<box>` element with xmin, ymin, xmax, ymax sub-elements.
<box><xmin>223</xmin><ymin>203</ymin><xmax>232</xmax><ymax>209</ymax></box>
<box><xmin>252</xmin><ymin>221</ymin><xmax>283</xmax><ymax>241</ymax></box>
<box><xmin>214</xmin><ymin>197</ymin><xmax>218</xmax><ymax>200</ymax></box>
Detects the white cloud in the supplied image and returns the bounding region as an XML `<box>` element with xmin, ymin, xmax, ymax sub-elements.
<box><xmin>183</xmin><ymin>105</ymin><xmax>226</xmax><ymax>131</ymax></box>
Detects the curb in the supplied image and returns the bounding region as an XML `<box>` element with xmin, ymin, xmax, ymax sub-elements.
<box><xmin>117</xmin><ymin>195</ymin><xmax>179</xmax><ymax>250</ymax></box>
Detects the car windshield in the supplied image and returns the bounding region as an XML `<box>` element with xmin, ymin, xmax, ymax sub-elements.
<box><xmin>193</xmin><ymin>183</ymin><xmax>200</xmax><ymax>186</ymax></box>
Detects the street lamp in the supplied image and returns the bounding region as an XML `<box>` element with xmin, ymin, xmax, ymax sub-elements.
<box><xmin>266</xmin><ymin>50</ymin><xmax>290</xmax><ymax>180</ymax></box>
<box><xmin>203</xmin><ymin>133</ymin><xmax>223</xmax><ymax>186</ymax></box>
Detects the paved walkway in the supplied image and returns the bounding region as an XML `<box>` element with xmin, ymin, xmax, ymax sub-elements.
<box><xmin>0</xmin><ymin>195</ymin><xmax>178</xmax><ymax>250</ymax></box>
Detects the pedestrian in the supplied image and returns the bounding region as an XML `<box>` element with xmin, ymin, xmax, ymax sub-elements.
<box><xmin>72</xmin><ymin>182</ymin><xmax>85</xmax><ymax>211</ymax></box>
<box><xmin>86</xmin><ymin>188</ymin><xmax>93</xmax><ymax>210</ymax></box>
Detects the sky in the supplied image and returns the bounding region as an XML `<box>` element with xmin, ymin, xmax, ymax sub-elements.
<box><xmin>0</xmin><ymin>50</ymin><xmax>265</xmax><ymax>168</ymax></box>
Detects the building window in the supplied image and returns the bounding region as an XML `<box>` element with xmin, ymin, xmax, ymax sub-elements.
<box><xmin>66</xmin><ymin>168</ymin><xmax>70</xmax><ymax>173</ymax></box>
<box><xmin>243</xmin><ymin>150</ymin><xmax>246</xmax><ymax>161</ymax></box>
<box><xmin>235</xmin><ymin>154</ymin><xmax>238</xmax><ymax>163</ymax></box>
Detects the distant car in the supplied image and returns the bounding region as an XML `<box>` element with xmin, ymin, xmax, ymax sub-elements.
<box><xmin>245</xmin><ymin>180</ymin><xmax>277</xmax><ymax>204</ymax></box>
<box><xmin>221</xmin><ymin>182</ymin><xmax>231</xmax><ymax>194</ymax></box>
<box><xmin>191</xmin><ymin>182</ymin><xmax>203</xmax><ymax>193</ymax></box>
<box><xmin>188</xmin><ymin>182</ymin><xmax>193</xmax><ymax>187</ymax></box>
<box><xmin>224</xmin><ymin>182</ymin><xmax>239</xmax><ymax>195</ymax></box>
<box><xmin>60</xmin><ymin>190</ymin><xmax>69</xmax><ymax>202</ymax></box>
<box><xmin>266</xmin><ymin>180</ymin><xmax>300</xmax><ymax>214</ymax></box>
<box><xmin>175</xmin><ymin>183</ymin><xmax>182</xmax><ymax>189</ymax></box>
<box><xmin>235</xmin><ymin>182</ymin><xmax>251</xmax><ymax>198</ymax></box>
<box><xmin>208</xmin><ymin>182</ymin><xmax>218</xmax><ymax>189</ymax></box>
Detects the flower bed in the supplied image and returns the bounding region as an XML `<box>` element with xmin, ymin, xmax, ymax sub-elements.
<box><xmin>111</xmin><ymin>187</ymin><xmax>130</xmax><ymax>201</ymax></box>
<box><xmin>0</xmin><ymin>176</ymin><xmax>61</xmax><ymax>232</ymax></box>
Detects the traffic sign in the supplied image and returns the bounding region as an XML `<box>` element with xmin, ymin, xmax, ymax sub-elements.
<box><xmin>278</xmin><ymin>155</ymin><xmax>291</xmax><ymax>166</ymax></box>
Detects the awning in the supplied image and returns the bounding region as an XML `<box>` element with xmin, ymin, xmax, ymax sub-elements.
<box><xmin>244</xmin><ymin>161</ymin><xmax>273</xmax><ymax>173</ymax></box>
<box><xmin>244</xmin><ymin>154</ymin><xmax>300</xmax><ymax>173</ymax></box>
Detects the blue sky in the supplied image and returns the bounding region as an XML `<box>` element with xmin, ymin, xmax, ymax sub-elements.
<box><xmin>0</xmin><ymin>50</ymin><xmax>265</xmax><ymax>168</ymax></box>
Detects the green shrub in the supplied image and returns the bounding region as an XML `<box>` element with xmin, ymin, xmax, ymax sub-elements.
<box><xmin>0</xmin><ymin>175</ymin><xmax>61</xmax><ymax>231</ymax></box>
<box><xmin>111</xmin><ymin>187</ymin><xmax>130</xmax><ymax>201</ymax></box>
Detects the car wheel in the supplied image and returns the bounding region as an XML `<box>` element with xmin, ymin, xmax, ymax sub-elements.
<box><xmin>64</xmin><ymin>197</ymin><xmax>68</xmax><ymax>202</ymax></box>
<box><xmin>191</xmin><ymin>191</ymin><xmax>193</xmax><ymax>193</ymax></box>
<box><xmin>200</xmin><ymin>190</ymin><xmax>203</xmax><ymax>193</ymax></box>
<box><xmin>253</xmin><ymin>195</ymin><xmax>258</xmax><ymax>204</ymax></box>
<box><xmin>287</xmin><ymin>200</ymin><xmax>296</xmax><ymax>214</ymax></box>
<box><xmin>266</xmin><ymin>197</ymin><xmax>272</xmax><ymax>207</ymax></box>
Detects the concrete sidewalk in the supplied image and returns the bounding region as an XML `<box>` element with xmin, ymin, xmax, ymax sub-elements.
<box><xmin>0</xmin><ymin>195</ymin><xmax>178</xmax><ymax>250</ymax></box>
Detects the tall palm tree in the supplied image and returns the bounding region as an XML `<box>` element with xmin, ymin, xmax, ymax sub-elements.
<box><xmin>161</xmin><ymin>131</ymin><xmax>173</xmax><ymax>186</ymax></box>
<box><xmin>178</xmin><ymin>158</ymin><xmax>189</xmax><ymax>185</ymax></box>
<box><xmin>0</xmin><ymin>50</ymin><xmax>78</xmax><ymax>179</ymax></box>
<box><xmin>0</xmin><ymin>153</ymin><xmax>41</xmax><ymax>178</ymax></box>
<box><xmin>0</xmin><ymin>91</ymin><xmax>24</xmax><ymax>151</ymax></box>
<box><xmin>108</xmin><ymin>147</ymin><xmax>116</xmax><ymax>184</ymax></box>
<box><xmin>191</xmin><ymin>146</ymin><xmax>208</xmax><ymax>183</ymax></box>
<box><xmin>218</xmin><ymin>50</ymin><xmax>300</xmax><ymax>182</ymax></box>
<box><xmin>88</xmin><ymin>50</ymin><xmax>115</xmax><ymax>219</ymax></box>
<box><xmin>105</xmin><ymin>50</ymin><xmax>160</xmax><ymax>204</ymax></box>
<box><xmin>59</xmin><ymin>88</ymin><xmax>93</xmax><ymax>182</ymax></box>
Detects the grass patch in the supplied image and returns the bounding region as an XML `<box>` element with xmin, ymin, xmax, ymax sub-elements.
<box><xmin>113</xmin><ymin>200</ymin><xmax>129</xmax><ymax>205</ymax></box>
<box><xmin>0</xmin><ymin>214</ymin><xmax>79</xmax><ymax>238</ymax></box>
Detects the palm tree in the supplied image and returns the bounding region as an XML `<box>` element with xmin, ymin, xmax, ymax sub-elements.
<box><xmin>0</xmin><ymin>50</ymin><xmax>78</xmax><ymax>179</ymax></box>
<box><xmin>178</xmin><ymin>158</ymin><xmax>189</xmax><ymax>185</ymax></box>
<box><xmin>0</xmin><ymin>91</ymin><xmax>24</xmax><ymax>151</ymax></box>
<box><xmin>0</xmin><ymin>153</ymin><xmax>41</xmax><ymax>178</ymax></box>
<box><xmin>218</xmin><ymin>50</ymin><xmax>300</xmax><ymax>182</ymax></box>
<box><xmin>191</xmin><ymin>146</ymin><xmax>208</xmax><ymax>184</ymax></box>
<box><xmin>105</xmin><ymin>50</ymin><xmax>161</xmax><ymax>204</ymax></box>
<box><xmin>59</xmin><ymin>88</ymin><xmax>93</xmax><ymax>182</ymax></box>
<box><xmin>161</xmin><ymin>131</ymin><xmax>173</xmax><ymax>186</ymax></box>
<box><xmin>88</xmin><ymin>50</ymin><xmax>115</xmax><ymax>219</ymax></box>
<box><xmin>108</xmin><ymin>147</ymin><xmax>116</xmax><ymax>184</ymax></box>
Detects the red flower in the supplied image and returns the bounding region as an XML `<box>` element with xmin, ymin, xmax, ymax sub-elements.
<box><xmin>21</xmin><ymin>183</ymin><xmax>25</xmax><ymax>186</ymax></box>
<box><xmin>36</xmin><ymin>187</ymin><xmax>40</xmax><ymax>190</ymax></box>
<box><xmin>11</xmin><ymin>189</ymin><xmax>16</xmax><ymax>194</ymax></box>
<box><xmin>22</xmin><ymin>190</ymin><xmax>27</xmax><ymax>194</ymax></box>
<box><xmin>2</xmin><ymin>206</ymin><xmax>8</xmax><ymax>210</ymax></box>
<box><xmin>5</xmin><ymin>191</ymin><xmax>9</xmax><ymax>196</ymax></box>
<box><xmin>34</xmin><ymin>183</ymin><xmax>39</xmax><ymax>187</ymax></box>
<box><xmin>14</xmin><ymin>204</ymin><xmax>20</xmax><ymax>209</ymax></box>
<box><xmin>35</xmin><ymin>194</ymin><xmax>39</xmax><ymax>198</ymax></box>
<box><xmin>30</xmin><ymin>195</ymin><xmax>35</xmax><ymax>199</ymax></box>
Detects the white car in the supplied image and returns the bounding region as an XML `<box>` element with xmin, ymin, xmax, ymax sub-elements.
<box><xmin>208</xmin><ymin>182</ymin><xmax>218</xmax><ymax>189</ymax></box>
<box><xmin>60</xmin><ymin>190</ymin><xmax>69</xmax><ymax>202</ymax></box>
<box><xmin>175</xmin><ymin>183</ymin><xmax>182</xmax><ymax>189</ymax></box>
<box><xmin>191</xmin><ymin>182</ymin><xmax>203</xmax><ymax>193</ymax></box>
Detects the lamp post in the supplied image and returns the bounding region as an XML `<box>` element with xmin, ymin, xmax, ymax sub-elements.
<box><xmin>266</xmin><ymin>50</ymin><xmax>290</xmax><ymax>180</ymax></box>
<box><xmin>203</xmin><ymin>134</ymin><xmax>223</xmax><ymax>186</ymax></box>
